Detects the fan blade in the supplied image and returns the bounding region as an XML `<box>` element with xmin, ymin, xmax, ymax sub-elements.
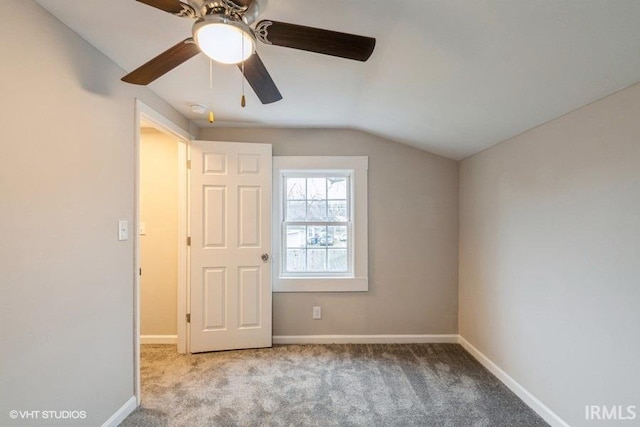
<box><xmin>238</xmin><ymin>53</ymin><xmax>283</xmax><ymax>104</ymax></box>
<box><xmin>136</xmin><ymin>0</ymin><xmax>195</xmax><ymax>16</ymax></box>
<box><xmin>255</xmin><ymin>20</ymin><xmax>375</xmax><ymax>62</ymax></box>
<box><xmin>122</xmin><ymin>38</ymin><xmax>200</xmax><ymax>85</ymax></box>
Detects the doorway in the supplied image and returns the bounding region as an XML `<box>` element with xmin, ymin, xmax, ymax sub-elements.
<box><xmin>133</xmin><ymin>102</ymin><xmax>273</xmax><ymax>404</ymax></box>
<box><xmin>139</xmin><ymin>126</ymin><xmax>181</xmax><ymax>345</ymax></box>
<box><xmin>134</xmin><ymin>101</ymin><xmax>190</xmax><ymax>404</ymax></box>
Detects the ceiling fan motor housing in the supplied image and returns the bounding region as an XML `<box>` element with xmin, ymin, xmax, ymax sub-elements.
<box><xmin>184</xmin><ymin>0</ymin><xmax>267</xmax><ymax>24</ymax></box>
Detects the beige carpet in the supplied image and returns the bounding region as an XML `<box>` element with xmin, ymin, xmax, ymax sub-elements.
<box><xmin>121</xmin><ymin>344</ymin><xmax>547</xmax><ymax>426</ymax></box>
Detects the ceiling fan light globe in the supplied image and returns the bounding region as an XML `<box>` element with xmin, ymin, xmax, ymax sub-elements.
<box><xmin>194</xmin><ymin>17</ymin><xmax>256</xmax><ymax>65</ymax></box>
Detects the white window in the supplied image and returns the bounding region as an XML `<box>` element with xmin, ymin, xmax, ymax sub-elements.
<box><xmin>273</xmin><ymin>156</ymin><xmax>368</xmax><ymax>292</ymax></box>
<box><xmin>281</xmin><ymin>172</ymin><xmax>351</xmax><ymax>276</ymax></box>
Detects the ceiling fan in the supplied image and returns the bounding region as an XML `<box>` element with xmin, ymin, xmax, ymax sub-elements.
<box><xmin>122</xmin><ymin>0</ymin><xmax>376</xmax><ymax>104</ymax></box>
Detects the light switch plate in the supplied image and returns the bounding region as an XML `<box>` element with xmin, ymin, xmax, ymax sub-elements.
<box><xmin>139</xmin><ymin>222</ymin><xmax>146</xmax><ymax>235</ymax></box>
<box><xmin>118</xmin><ymin>220</ymin><xmax>129</xmax><ymax>241</ymax></box>
<box><xmin>313</xmin><ymin>306</ymin><xmax>322</xmax><ymax>320</ymax></box>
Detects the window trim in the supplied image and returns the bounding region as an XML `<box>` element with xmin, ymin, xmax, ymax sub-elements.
<box><xmin>272</xmin><ymin>156</ymin><xmax>368</xmax><ymax>292</ymax></box>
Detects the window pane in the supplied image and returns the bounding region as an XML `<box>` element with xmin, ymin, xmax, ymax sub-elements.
<box><xmin>319</xmin><ymin>229</ymin><xmax>335</xmax><ymax>247</ymax></box>
<box><xmin>306</xmin><ymin>226</ymin><xmax>326</xmax><ymax>247</ymax></box>
<box><xmin>328</xmin><ymin>249</ymin><xmax>348</xmax><ymax>272</ymax></box>
<box><xmin>286</xmin><ymin>177</ymin><xmax>306</xmax><ymax>200</ymax></box>
<box><xmin>285</xmin><ymin>226</ymin><xmax>306</xmax><ymax>248</ymax></box>
<box><xmin>286</xmin><ymin>201</ymin><xmax>306</xmax><ymax>221</ymax></box>
<box><xmin>307</xmin><ymin>200</ymin><xmax>327</xmax><ymax>221</ymax></box>
<box><xmin>286</xmin><ymin>249</ymin><xmax>306</xmax><ymax>271</ymax></box>
<box><xmin>328</xmin><ymin>226</ymin><xmax>347</xmax><ymax>248</ymax></box>
<box><xmin>327</xmin><ymin>201</ymin><xmax>348</xmax><ymax>222</ymax></box>
<box><xmin>327</xmin><ymin>177</ymin><xmax>347</xmax><ymax>199</ymax></box>
<box><xmin>307</xmin><ymin>178</ymin><xmax>327</xmax><ymax>200</ymax></box>
<box><xmin>307</xmin><ymin>249</ymin><xmax>327</xmax><ymax>271</ymax></box>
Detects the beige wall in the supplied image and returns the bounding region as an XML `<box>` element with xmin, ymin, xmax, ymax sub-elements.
<box><xmin>0</xmin><ymin>1</ymin><xmax>190</xmax><ymax>425</ymax></box>
<box><xmin>200</xmin><ymin>128</ymin><xmax>459</xmax><ymax>336</ymax></box>
<box><xmin>459</xmin><ymin>83</ymin><xmax>640</xmax><ymax>425</ymax></box>
<box><xmin>140</xmin><ymin>128</ymin><xmax>179</xmax><ymax>336</ymax></box>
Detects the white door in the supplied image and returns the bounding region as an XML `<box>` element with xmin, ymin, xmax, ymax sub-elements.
<box><xmin>189</xmin><ymin>141</ymin><xmax>272</xmax><ymax>353</ymax></box>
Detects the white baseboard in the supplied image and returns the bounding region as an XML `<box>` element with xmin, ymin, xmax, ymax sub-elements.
<box><xmin>273</xmin><ymin>334</ymin><xmax>459</xmax><ymax>345</ymax></box>
<box><xmin>101</xmin><ymin>396</ymin><xmax>137</xmax><ymax>427</ymax></box>
<box><xmin>458</xmin><ymin>336</ymin><xmax>569</xmax><ymax>427</ymax></box>
<box><xmin>140</xmin><ymin>335</ymin><xmax>178</xmax><ymax>344</ymax></box>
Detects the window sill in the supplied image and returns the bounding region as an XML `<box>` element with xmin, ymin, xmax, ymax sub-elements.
<box><xmin>273</xmin><ymin>277</ymin><xmax>368</xmax><ymax>293</ymax></box>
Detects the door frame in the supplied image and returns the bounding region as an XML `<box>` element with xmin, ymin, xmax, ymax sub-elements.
<box><xmin>134</xmin><ymin>100</ymin><xmax>192</xmax><ymax>404</ymax></box>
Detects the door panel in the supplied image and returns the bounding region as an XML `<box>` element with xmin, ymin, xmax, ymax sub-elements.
<box><xmin>203</xmin><ymin>186</ymin><xmax>226</xmax><ymax>247</ymax></box>
<box><xmin>238</xmin><ymin>186</ymin><xmax>261</xmax><ymax>247</ymax></box>
<box><xmin>190</xmin><ymin>141</ymin><xmax>272</xmax><ymax>353</ymax></box>
<box><xmin>203</xmin><ymin>267</ymin><xmax>226</xmax><ymax>330</ymax></box>
<box><xmin>238</xmin><ymin>267</ymin><xmax>261</xmax><ymax>328</ymax></box>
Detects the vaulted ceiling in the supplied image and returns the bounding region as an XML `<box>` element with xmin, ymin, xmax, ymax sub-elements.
<box><xmin>36</xmin><ymin>0</ymin><xmax>640</xmax><ymax>159</ymax></box>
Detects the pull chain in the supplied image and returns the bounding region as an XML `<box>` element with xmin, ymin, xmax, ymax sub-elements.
<box><xmin>241</xmin><ymin>60</ymin><xmax>246</xmax><ymax>108</ymax></box>
<box><xmin>241</xmin><ymin>33</ymin><xmax>246</xmax><ymax>108</ymax></box>
<box><xmin>208</xmin><ymin>58</ymin><xmax>215</xmax><ymax>123</ymax></box>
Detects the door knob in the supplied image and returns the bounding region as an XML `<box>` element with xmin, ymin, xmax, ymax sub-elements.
<box><xmin>261</xmin><ymin>253</ymin><xmax>270</xmax><ymax>262</ymax></box>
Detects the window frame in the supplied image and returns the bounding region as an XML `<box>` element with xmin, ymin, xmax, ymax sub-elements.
<box><xmin>272</xmin><ymin>156</ymin><xmax>368</xmax><ymax>292</ymax></box>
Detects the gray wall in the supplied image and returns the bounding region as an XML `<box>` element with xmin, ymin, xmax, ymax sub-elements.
<box><xmin>0</xmin><ymin>1</ymin><xmax>189</xmax><ymax>425</ymax></box>
<box><xmin>200</xmin><ymin>128</ymin><xmax>459</xmax><ymax>336</ymax></box>
<box><xmin>459</xmin><ymin>83</ymin><xmax>640</xmax><ymax>426</ymax></box>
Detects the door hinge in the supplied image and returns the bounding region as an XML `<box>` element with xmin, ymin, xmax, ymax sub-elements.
<box><xmin>139</xmin><ymin>268</ymin><xmax>142</xmax><ymax>276</ymax></box>
<box><xmin>187</xmin><ymin>160</ymin><xmax>191</xmax><ymax>169</ymax></box>
<box><xmin>186</xmin><ymin>313</ymin><xmax>191</xmax><ymax>323</ymax></box>
<box><xmin>187</xmin><ymin>236</ymin><xmax>191</xmax><ymax>246</ymax></box>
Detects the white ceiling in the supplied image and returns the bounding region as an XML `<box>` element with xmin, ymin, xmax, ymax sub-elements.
<box><xmin>36</xmin><ymin>0</ymin><xmax>640</xmax><ymax>160</ymax></box>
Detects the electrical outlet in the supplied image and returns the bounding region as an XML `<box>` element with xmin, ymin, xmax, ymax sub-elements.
<box><xmin>313</xmin><ymin>306</ymin><xmax>322</xmax><ymax>320</ymax></box>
